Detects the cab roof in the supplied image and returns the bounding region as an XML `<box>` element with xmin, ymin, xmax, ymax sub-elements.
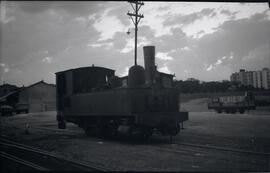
<box><xmin>55</xmin><ymin>66</ymin><xmax>115</xmax><ymax>75</ymax></box>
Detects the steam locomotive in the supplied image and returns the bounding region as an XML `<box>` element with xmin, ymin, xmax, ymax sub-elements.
<box><xmin>56</xmin><ymin>46</ymin><xmax>188</xmax><ymax>140</ymax></box>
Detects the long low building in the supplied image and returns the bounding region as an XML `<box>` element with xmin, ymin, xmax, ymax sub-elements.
<box><xmin>18</xmin><ymin>80</ymin><xmax>56</xmax><ymax>112</ymax></box>
<box><xmin>0</xmin><ymin>80</ymin><xmax>56</xmax><ymax>113</ymax></box>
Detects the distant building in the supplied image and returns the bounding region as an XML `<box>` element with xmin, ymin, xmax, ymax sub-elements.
<box><xmin>0</xmin><ymin>84</ymin><xmax>18</xmax><ymax>97</ymax></box>
<box><xmin>253</xmin><ymin>71</ymin><xmax>262</xmax><ymax>88</ymax></box>
<box><xmin>230</xmin><ymin>72</ymin><xmax>240</xmax><ymax>83</ymax></box>
<box><xmin>230</xmin><ymin>68</ymin><xmax>270</xmax><ymax>89</ymax></box>
<box><xmin>186</xmin><ymin>78</ymin><xmax>199</xmax><ymax>82</ymax></box>
<box><xmin>246</xmin><ymin>71</ymin><xmax>253</xmax><ymax>87</ymax></box>
<box><xmin>239</xmin><ymin>69</ymin><xmax>247</xmax><ymax>85</ymax></box>
<box><xmin>18</xmin><ymin>80</ymin><xmax>56</xmax><ymax>112</ymax></box>
<box><xmin>262</xmin><ymin>68</ymin><xmax>270</xmax><ymax>89</ymax></box>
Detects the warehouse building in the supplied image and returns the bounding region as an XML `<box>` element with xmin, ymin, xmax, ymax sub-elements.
<box><xmin>18</xmin><ymin>80</ymin><xmax>56</xmax><ymax>112</ymax></box>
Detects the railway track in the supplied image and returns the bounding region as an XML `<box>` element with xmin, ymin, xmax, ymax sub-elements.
<box><xmin>0</xmin><ymin>138</ymin><xmax>109</xmax><ymax>171</ymax></box>
<box><xmin>29</xmin><ymin>125</ymin><xmax>270</xmax><ymax>156</ymax></box>
<box><xmin>4</xmin><ymin>123</ymin><xmax>269</xmax><ymax>158</ymax></box>
<box><xmin>173</xmin><ymin>141</ymin><xmax>270</xmax><ymax>156</ymax></box>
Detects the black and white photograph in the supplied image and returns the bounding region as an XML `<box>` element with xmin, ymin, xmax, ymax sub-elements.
<box><xmin>0</xmin><ymin>0</ymin><xmax>270</xmax><ymax>171</ymax></box>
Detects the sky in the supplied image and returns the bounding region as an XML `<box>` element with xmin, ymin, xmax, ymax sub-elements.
<box><xmin>0</xmin><ymin>1</ymin><xmax>270</xmax><ymax>87</ymax></box>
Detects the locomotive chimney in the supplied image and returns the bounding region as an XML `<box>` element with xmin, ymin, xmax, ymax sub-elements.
<box><xmin>143</xmin><ymin>46</ymin><xmax>156</xmax><ymax>85</ymax></box>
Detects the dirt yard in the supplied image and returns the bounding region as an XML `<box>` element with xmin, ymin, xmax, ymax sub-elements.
<box><xmin>1</xmin><ymin>108</ymin><xmax>269</xmax><ymax>171</ymax></box>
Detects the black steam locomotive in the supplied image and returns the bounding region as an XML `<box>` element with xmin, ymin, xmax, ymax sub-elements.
<box><xmin>56</xmin><ymin>46</ymin><xmax>188</xmax><ymax>140</ymax></box>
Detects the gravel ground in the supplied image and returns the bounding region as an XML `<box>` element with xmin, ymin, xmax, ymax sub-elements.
<box><xmin>1</xmin><ymin>110</ymin><xmax>270</xmax><ymax>171</ymax></box>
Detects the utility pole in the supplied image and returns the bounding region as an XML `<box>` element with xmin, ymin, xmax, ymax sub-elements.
<box><xmin>127</xmin><ymin>1</ymin><xmax>144</xmax><ymax>66</ymax></box>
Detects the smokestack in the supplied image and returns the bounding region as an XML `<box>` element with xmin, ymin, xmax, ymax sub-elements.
<box><xmin>143</xmin><ymin>46</ymin><xmax>156</xmax><ymax>85</ymax></box>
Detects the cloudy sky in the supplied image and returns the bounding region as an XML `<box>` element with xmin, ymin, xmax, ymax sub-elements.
<box><xmin>1</xmin><ymin>1</ymin><xmax>269</xmax><ymax>87</ymax></box>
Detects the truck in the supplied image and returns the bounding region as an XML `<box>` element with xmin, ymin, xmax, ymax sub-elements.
<box><xmin>208</xmin><ymin>91</ymin><xmax>256</xmax><ymax>114</ymax></box>
<box><xmin>15</xmin><ymin>103</ymin><xmax>29</xmax><ymax>114</ymax></box>
<box><xmin>0</xmin><ymin>105</ymin><xmax>13</xmax><ymax>116</ymax></box>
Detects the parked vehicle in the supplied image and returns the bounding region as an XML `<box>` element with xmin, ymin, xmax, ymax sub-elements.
<box><xmin>208</xmin><ymin>91</ymin><xmax>256</xmax><ymax>114</ymax></box>
<box><xmin>0</xmin><ymin>105</ymin><xmax>13</xmax><ymax>116</ymax></box>
<box><xmin>15</xmin><ymin>103</ymin><xmax>29</xmax><ymax>114</ymax></box>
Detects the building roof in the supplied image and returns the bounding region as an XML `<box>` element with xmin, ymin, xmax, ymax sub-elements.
<box><xmin>55</xmin><ymin>66</ymin><xmax>115</xmax><ymax>75</ymax></box>
<box><xmin>0</xmin><ymin>80</ymin><xmax>55</xmax><ymax>102</ymax></box>
<box><xmin>23</xmin><ymin>80</ymin><xmax>55</xmax><ymax>90</ymax></box>
<box><xmin>0</xmin><ymin>90</ymin><xmax>18</xmax><ymax>102</ymax></box>
<box><xmin>158</xmin><ymin>71</ymin><xmax>174</xmax><ymax>77</ymax></box>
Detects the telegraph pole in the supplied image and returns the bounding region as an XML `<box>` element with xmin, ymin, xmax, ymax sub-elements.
<box><xmin>127</xmin><ymin>1</ymin><xmax>144</xmax><ymax>66</ymax></box>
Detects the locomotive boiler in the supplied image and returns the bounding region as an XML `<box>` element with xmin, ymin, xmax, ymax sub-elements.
<box><xmin>56</xmin><ymin>46</ymin><xmax>188</xmax><ymax>140</ymax></box>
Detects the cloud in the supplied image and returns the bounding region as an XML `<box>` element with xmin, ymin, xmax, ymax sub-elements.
<box><xmin>119</xmin><ymin>36</ymin><xmax>151</xmax><ymax>54</ymax></box>
<box><xmin>156</xmin><ymin>52</ymin><xmax>173</xmax><ymax>61</ymax></box>
<box><xmin>17</xmin><ymin>1</ymin><xmax>104</xmax><ymax>17</ymax></box>
<box><xmin>119</xmin><ymin>39</ymin><xmax>133</xmax><ymax>53</ymax></box>
<box><xmin>158</xmin><ymin>63</ymin><xmax>172</xmax><ymax>74</ymax></box>
<box><xmin>216</xmin><ymin>59</ymin><xmax>222</xmax><ymax>65</ymax></box>
<box><xmin>93</xmin><ymin>8</ymin><xmax>126</xmax><ymax>41</ymax></box>
<box><xmin>87</xmin><ymin>41</ymin><xmax>113</xmax><ymax>50</ymax></box>
<box><xmin>42</xmin><ymin>57</ymin><xmax>53</xmax><ymax>64</ymax></box>
<box><xmin>240</xmin><ymin>44</ymin><xmax>270</xmax><ymax>70</ymax></box>
<box><xmin>220</xmin><ymin>9</ymin><xmax>238</xmax><ymax>17</ymax></box>
<box><xmin>0</xmin><ymin>63</ymin><xmax>10</xmax><ymax>74</ymax></box>
<box><xmin>206</xmin><ymin>64</ymin><xmax>213</xmax><ymax>71</ymax></box>
<box><xmin>119</xmin><ymin>66</ymin><xmax>129</xmax><ymax>77</ymax></box>
<box><xmin>163</xmin><ymin>8</ymin><xmax>216</xmax><ymax>26</ymax></box>
<box><xmin>1</xmin><ymin>1</ymin><xmax>269</xmax><ymax>85</ymax></box>
<box><xmin>205</xmin><ymin>51</ymin><xmax>241</xmax><ymax>72</ymax></box>
<box><xmin>197</xmin><ymin>11</ymin><xmax>270</xmax><ymax>68</ymax></box>
<box><xmin>0</xmin><ymin>2</ymin><xmax>15</xmax><ymax>24</ymax></box>
<box><xmin>181</xmin><ymin>46</ymin><xmax>191</xmax><ymax>51</ymax></box>
<box><xmin>0</xmin><ymin>63</ymin><xmax>11</xmax><ymax>74</ymax></box>
<box><xmin>4</xmin><ymin>67</ymin><xmax>10</xmax><ymax>73</ymax></box>
<box><xmin>199</xmin><ymin>11</ymin><xmax>269</xmax><ymax>75</ymax></box>
<box><xmin>18</xmin><ymin>1</ymin><xmax>53</xmax><ymax>13</ymax></box>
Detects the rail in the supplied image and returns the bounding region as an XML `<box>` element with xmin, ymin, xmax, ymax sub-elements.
<box><xmin>0</xmin><ymin>138</ymin><xmax>109</xmax><ymax>171</ymax></box>
<box><xmin>0</xmin><ymin>151</ymin><xmax>49</xmax><ymax>171</ymax></box>
<box><xmin>173</xmin><ymin>141</ymin><xmax>270</xmax><ymax>156</ymax></box>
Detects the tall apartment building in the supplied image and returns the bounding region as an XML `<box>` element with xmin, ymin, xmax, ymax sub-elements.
<box><xmin>246</xmin><ymin>71</ymin><xmax>253</xmax><ymax>86</ymax></box>
<box><xmin>262</xmin><ymin>68</ymin><xmax>270</xmax><ymax>89</ymax></box>
<box><xmin>230</xmin><ymin>68</ymin><xmax>270</xmax><ymax>89</ymax></box>
<box><xmin>253</xmin><ymin>71</ymin><xmax>262</xmax><ymax>88</ymax></box>
<box><xmin>239</xmin><ymin>69</ymin><xmax>246</xmax><ymax>85</ymax></box>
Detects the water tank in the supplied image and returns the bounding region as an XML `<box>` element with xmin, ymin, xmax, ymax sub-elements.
<box><xmin>143</xmin><ymin>46</ymin><xmax>155</xmax><ymax>85</ymax></box>
<box><xmin>128</xmin><ymin>65</ymin><xmax>145</xmax><ymax>87</ymax></box>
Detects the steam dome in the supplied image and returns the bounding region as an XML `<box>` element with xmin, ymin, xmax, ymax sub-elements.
<box><xmin>128</xmin><ymin>65</ymin><xmax>145</xmax><ymax>87</ymax></box>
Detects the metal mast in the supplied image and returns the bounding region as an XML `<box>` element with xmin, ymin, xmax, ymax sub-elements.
<box><xmin>127</xmin><ymin>1</ymin><xmax>144</xmax><ymax>66</ymax></box>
